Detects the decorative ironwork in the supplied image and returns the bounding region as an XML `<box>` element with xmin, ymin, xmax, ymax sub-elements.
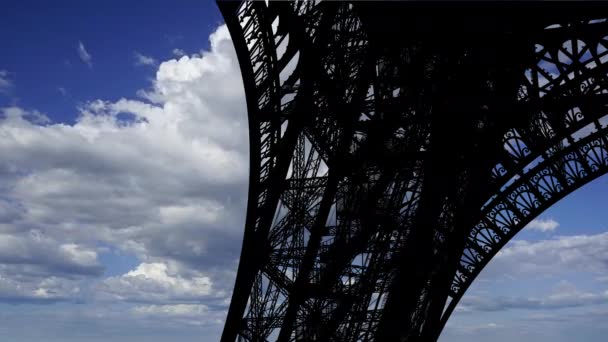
<box><xmin>218</xmin><ymin>1</ymin><xmax>608</xmax><ymax>341</ymax></box>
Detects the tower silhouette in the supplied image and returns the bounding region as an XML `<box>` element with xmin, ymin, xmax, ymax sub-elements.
<box><xmin>218</xmin><ymin>1</ymin><xmax>608</xmax><ymax>341</ymax></box>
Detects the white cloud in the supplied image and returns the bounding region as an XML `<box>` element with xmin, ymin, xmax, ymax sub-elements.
<box><xmin>0</xmin><ymin>229</ymin><xmax>101</xmax><ymax>303</ymax></box>
<box><xmin>172</xmin><ymin>48</ymin><xmax>186</xmax><ymax>57</ymax></box>
<box><xmin>0</xmin><ymin>70</ymin><xmax>12</xmax><ymax>93</ymax></box>
<box><xmin>77</xmin><ymin>41</ymin><xmax>92</xmax><ymax>67</ymax></box>
<box><xmin>0</xmin><ymin>24</ymin><xmax>246</xmax><ymax>306</ymax></box>
<box><xmin>487</xmin><ymin>232</ymin><xmax>608</xmax><ymax>278</ymax></box>
<box><xmin>134</xmin><ymin>52</ymin><xmax>157</xmax><ymax>66</ymax></box>
<box><xmin>97</xmin><ymin>262</ymin><xmax>215</xmax><ymax>302</ymax></box>
<box><xmin>525</xmin><ymin>218</ymin><xmax>559</xmax><ymax>232</ymax></box>
<box><xmin>0</xmin><ymin>106</ymin><xmax>50</xmax><ymax>124</ymax></box>
<box><xmin>133</xmin><ymin>303</ymin><xmax>225</xmax><ymax>326</ymax></box>
<box><xmin>57</xmin><ymin>87</ymin><xmax>67</xmax><ymax>96</ymax></box>
<box><xmin>460</xmin><ymin>284</ymin><xmax>608</xmax><ymax>312</ymax></box>
<box><xmin>0</xmin><ymin>233</ymin><xmax>102</xmax><ymax>275</ymax></box>
<box><xmin>0</xmin><ymin>273</ymin><xmax>83</xmax><ymax>303</ymax></box>
<box><xmin>134</xmin><ymin>303</ymin><xmax>208</xmax><ymax>316</ymax></box>
<box><xmin>446</xmin><ymin>321</ymin><xmax>503</xmax><ymax>335</ymax></box>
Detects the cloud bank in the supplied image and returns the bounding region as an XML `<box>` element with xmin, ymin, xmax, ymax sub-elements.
<box><xmin>0</xmin><ymin>25</ymin><xmax>246</xmax><ymax>331</ymax></box>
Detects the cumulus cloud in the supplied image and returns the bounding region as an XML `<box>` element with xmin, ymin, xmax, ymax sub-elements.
<box><xmin>97</xmin><ymin>262</ymin><xmax>215</xmax><ymax>302</ymax></box>
<box><xmin>77</xmin><ymin>41</ymin><xmax>92</xmax><ymax>67</ymax></box>
<box><xmin>0</xmin><ymin>24</ymin><xmax>247</xmax><ymax>309</ymax></box>
<box><xmin>134</xmin><ymin>52</ymin><xmax>157</xmax><ymax>66</ymax></box>
<box><xmin>525</xmin><ymin>218</ymin><xmax>559</xmax><ymax>232</ymax></box>
<box><xmin>0</xmin><ymin>70</ymin><xmax>12</xmax><ymax>94</ymax></box>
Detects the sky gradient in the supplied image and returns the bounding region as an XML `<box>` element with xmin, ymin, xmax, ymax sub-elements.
<box><xmin>1</xmin><ymin>1</ymin><xmax>608</xmax><ymax>341</ymax></box>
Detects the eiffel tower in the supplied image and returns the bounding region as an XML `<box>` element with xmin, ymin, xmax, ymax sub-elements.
<box><xmin>217</xmin><ymin>1</ymin><xmax>608</xmax><ymax>341</ymax></box>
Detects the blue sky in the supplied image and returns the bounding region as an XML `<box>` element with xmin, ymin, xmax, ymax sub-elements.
<box><xmin>1</xmin><ymin>2</ymin><xmax>608</xmax><ymax>341</ymax></box>
<box><xmin>1</xmin><ymin>0</ymin><xmax>222</xmax><ymax>122</ymax></box>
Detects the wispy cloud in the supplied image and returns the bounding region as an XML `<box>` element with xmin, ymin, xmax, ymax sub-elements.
<box><xmin>0</xmin><ymin>70</ymin><xmax>12</xmax><ymax>93</ymax></box>
<box><xmin>460</xmin><ymin>281</ymin><xmax>608</xmax><ymax>313</ymax></box>
<box><xmin>172</xmin><ymin>48</ymin><xmax>186</xmax><ymax>57</ymax></box>
<box><xmin>479</xmin><ymin>231</ymin><xmax>608</xmax><ymax>281</ymax></box>
<box><xmin>525</xmin><ymin>218</ymin><xmax>559</xmax><ymax>232</ymax></box>
<box><xmin>77</xmin><ymin>41</ymin><xmax>92</xmax><ymax>67</ymax></box>
<box><xmin>134</xmin><ymin>52</ymin><xmax>157</xmax><ymax>66</ymax></box>
<box><xmin>165</xmin><ymin>34</ymin><xmax>183</xmax><ymax>44</ymax></box>
<box><xmin>58</xmin><ymin>87</ymin><xmax>67</xmax><ymax>96</ymax></box>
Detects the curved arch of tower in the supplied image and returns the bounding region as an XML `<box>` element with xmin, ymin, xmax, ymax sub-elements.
<box><xmin>217</xmin><ymin>1</ymin><xmax>608</xmax><ymax>341</ymax></box>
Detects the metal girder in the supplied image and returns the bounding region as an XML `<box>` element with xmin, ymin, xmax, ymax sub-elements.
<box><xmin>218</xmin><ymin>1</ymin><xmax>608</xmax><ymax>341</ymax></box>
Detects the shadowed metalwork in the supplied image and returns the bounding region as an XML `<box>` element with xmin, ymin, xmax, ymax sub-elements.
<box><xmin>217</xmin><ymin>1</ymin><xmax>608</xmax><ymax>341</ymax></box>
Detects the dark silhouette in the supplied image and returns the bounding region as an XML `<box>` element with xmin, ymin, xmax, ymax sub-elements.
<box><xmin>218</xmin><ymin>1</ymin><xmax>608</xmax><ymax>341</ymax></box>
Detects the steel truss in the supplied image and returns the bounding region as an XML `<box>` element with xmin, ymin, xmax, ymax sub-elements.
<box><xmin>218</xmin><ymin>1</ymin><xmax>608</xmax><ymax>341</ymax></box>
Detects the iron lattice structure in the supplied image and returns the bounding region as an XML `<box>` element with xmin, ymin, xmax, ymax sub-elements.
<box><xmin>218</xmin><ymin>1</ymin><xmax>608</xmax><ymax>341</ymax></box>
